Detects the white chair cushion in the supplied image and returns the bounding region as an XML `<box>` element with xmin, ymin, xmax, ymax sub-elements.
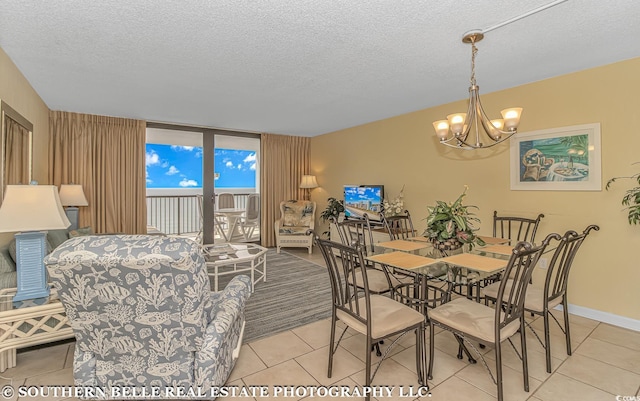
<box><xmin>336</xmin><ymin>294</ymin><xmax>424</xmax><ymax>339</ymax></box>
<box><xmin>482</xmin><ymin>280</ymin><xmax>563</xmax><ymax>313</ymax></box>
<box><xmin>348</xmin><ymin>268</ymin><xmax>410</xmax><ymax>293</ymax></box>
<box><xmin>429</xmin><ymin>297</ymin><xmax>520</xmax><ymax>344</ymax></box>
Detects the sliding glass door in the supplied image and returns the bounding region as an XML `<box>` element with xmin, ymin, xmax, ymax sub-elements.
<box><xmin>212</xmin><ymin>134</ymin><xmax>261</xmax><ymax>243</ymax></box>
<box><xmin>145</xmin><ymin>124</ymin><xmax>260</xmax><ymax>245</ymax></box>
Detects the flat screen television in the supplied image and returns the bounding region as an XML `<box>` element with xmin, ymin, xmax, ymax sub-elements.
<box><xmin>343</xmin><ymin>185</ymin><xmax>384</xmax><ymax>220</ymax></box>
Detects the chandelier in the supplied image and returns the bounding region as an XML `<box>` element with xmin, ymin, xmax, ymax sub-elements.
<box><xmin>433</xmin><ymin>31</ymin><xmax>523</xmax><ymax>149</ymax></box>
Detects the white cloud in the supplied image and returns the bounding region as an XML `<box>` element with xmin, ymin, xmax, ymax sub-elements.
<box><xmin>166</xmin><ymin>166</ymin><xmax>179</xmax><ymax>175</ymax></box>
<box><xmin>171</xmin><ymin>145</ymin><xmax>196</xmax><ymax>151</ymax></box>
<box><xmin>243</xmin><ymin>153</ymin><xmax>256</xmax><ymax>163</ymax></box>
<box><xmin>249</xmin><ymin>163</ymin><xmax>256</xmax><ymax>171</ymax></box>
<box><xmin>225</xmin><ymin>161</ymin><xmax>234</xmax><ymax>168</ymax></box>
<box><xmin>161</xmin><ymin>161</ymin><xmax>169</xmax><ymax>168</ymax></box>
<box><xmin>237</xmin><ymin>164</ymin><xmax>242</xmax><ymax>169</ymax></box>
<box><xmin>179</xmin><ymin>178</ymin><xmax>198</xmax><ymax>187</ymax></box>
<box><xmin>146</xmin><ymin>151</ymin><xmax>160</xmax><ymax>166</ymax></box>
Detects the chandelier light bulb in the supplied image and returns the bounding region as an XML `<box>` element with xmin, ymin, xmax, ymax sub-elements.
<box><xmin>433</xmin><ymin>120</ymin><xmax>450</xmax><ymax>140</ymax></box>
<box><xmin>501</xmin><ymin>107</ymin><xmax>523</xmax><ymax>131</ymax></box>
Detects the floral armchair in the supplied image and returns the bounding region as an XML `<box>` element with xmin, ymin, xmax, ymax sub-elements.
<box><xmin>44</xmin><ymin>235</ymin><xmax>251</xmax><ymax>399</ymax></box>
<box><xmin>274</xmin><ymin>200</ymin><xmax>316</xmax><ymax>254</ymax></box>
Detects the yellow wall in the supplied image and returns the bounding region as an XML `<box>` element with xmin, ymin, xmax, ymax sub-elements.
<box><xmin>311</xmin><ymin>57</ymin><xmax>640</xmax><ymax>321</ymax></box>
<box><xmin>0</xmin><ymin>47</ymin><xmax>50</xmax><ymax>244</ymax></box>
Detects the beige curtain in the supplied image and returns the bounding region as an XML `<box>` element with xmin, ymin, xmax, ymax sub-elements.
<box><xmin>4</xmin><ymin>116</ymin><xmax>30</xmax><ymax>186</ymax></box>
<box><xmin>49</xmin><ymin>111</ymin><xmax>146</xmax><ymax>234</ymax></box>
<box><xmin>260</xmin><ymin>133</ymin><xmax>310</xmax><ymax>247</ymax></box>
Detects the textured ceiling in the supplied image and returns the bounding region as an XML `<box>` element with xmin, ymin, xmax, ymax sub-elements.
<box><xmin>1</xmin><ymin>1</ymin><xmax>639</xmax><ymax>137</ymax></box>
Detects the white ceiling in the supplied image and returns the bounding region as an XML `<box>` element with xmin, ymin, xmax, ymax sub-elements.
<box><xmin>1</xmin><ymin>1</ymin><xmax>639</xmax><ymax>137</ymax></box>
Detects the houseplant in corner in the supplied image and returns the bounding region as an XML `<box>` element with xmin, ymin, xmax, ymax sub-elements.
<box><xmin>320</xmin><ymin>197</ymin><xmax>345</xmax><ymax>237</ymax></box>
<box><xmin>424</xmin><ymin>186</ymin><xmax>485</xmax><ymax>251</ymax></box>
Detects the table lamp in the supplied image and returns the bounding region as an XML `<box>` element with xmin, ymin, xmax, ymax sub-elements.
<box><xmin>0</xmin><ymin>185</ymin><xmax>71</xmax><ymax>305</ymax></box>
<box><xmin>299</xmin><ymin>175</ymin><xmax>318</xmax><ymax>200</ymax></box>
<box><xmin>58</xmin><ymin>184</ymin><xmax>88</xmax><ymax>230</ymax></box>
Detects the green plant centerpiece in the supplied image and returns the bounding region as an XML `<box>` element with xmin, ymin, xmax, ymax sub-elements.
<box><xmin>320</xmin><ymin>197</ymin><xmax>345</xmax><ymax>237</ymax></box>
<box><xmin>424</xmin><ymin>186</ymin><xmax>485</xmax><ymax>251</ymax></box>
<box><xmin>606</xmin><ymin>163</ymin><xmax>640</xmax><ymax>225</ymax></box>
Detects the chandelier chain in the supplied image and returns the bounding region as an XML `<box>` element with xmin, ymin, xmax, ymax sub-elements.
<box><xmin>470</xmin><ymin>40</ymin><xmax>478</xmax><ymax>87</ymax></box>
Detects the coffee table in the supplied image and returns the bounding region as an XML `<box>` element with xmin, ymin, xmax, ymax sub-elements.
<box><xmin>0</xmin><ymin>288</ymin><xmax>73</xmax><ymax>372</ymax></box>
<box><xmin>202</xmin><ymin>243</ymin><xmax>268</xmax><ymax>292</ymax></box>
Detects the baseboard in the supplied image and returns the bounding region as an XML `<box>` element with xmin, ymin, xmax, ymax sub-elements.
<box><xmin>555</xmin><ymin>303</ymin><xmax>640</xmax><ymax>332</ymax></box>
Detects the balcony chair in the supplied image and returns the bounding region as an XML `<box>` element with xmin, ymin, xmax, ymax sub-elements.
<box><xmin>217</xmin><ymin>192</ymin><xmax>235</xmax><ymax>209</ymax></box>
<box><xmin>483</xmin><ymin>225</ymin><xmax>599</xmax><ymax>373</ymax></box>
<box><xmin>239</xmin><ymin>193</ymin><xmax>260</xmax><ymax>240</ymax></box>
<box><xmin>427</xmin><ymin>235</ymin><xmax>557</xmax><ymax>401</ymax></box>
<box><xmin>274</xmin><ymin>200</ymin><xmax>316</xmax><ymax>254</ymax></box>
<box><xmin>315</xmin><ymin>235</ymin><xmax>427</xmax><ymax>400</ymax></box>
<box><xmin>196</xmin><ymin>194</ymin><xmax>228</xmax><ymax>243</ymax></box>
<box><xmin>44</xmin><ymin>235</ymin><xmax>251</xmax><ymax>398</ymax></box>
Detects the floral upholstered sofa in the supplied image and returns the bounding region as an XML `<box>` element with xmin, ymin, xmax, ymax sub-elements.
<box><xmin>44</xmin><ymin>235</ymin><xmax>251</xmax><ymax>399</ymax></box>
<box><xmin>274</xmin><ymin>200</ymin><xmax>316</xmax><ymax>254</ymax></box>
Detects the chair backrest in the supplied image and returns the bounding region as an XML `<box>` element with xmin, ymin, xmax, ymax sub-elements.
<box><xmin>279</xmin><ymin>200</ymin><xmax>316</xmax><ymax>228</ymax></box>
<box><xmin>544</xmin><ymin>225</ymin><xmax>599</xmax><ymax>305</ymax></box>
<box><xmin>245</xmin><ymin>194</ymin><xmax>260</xmax><ymax>222</ymax></box>
<box><xmin>382</xmin><ymin>210</ymin><xmax>415</xmax><ymax>240</ymax></box>
<box><xmin>315</xmin><ymin>234</ymin><xmax>371</xmax><ymax>325</ymax></box>
<box><xmin>333</xmin><ymin>214</ymin><xmax>376</xmax><ymax>255</ymax></box>
<box><xmin>493</xmin><ymin>211</ymin><xmax>544</xmax><ymax>243</ymax></box>
<box><xmin>494</xmin><ymin>233</ymin><xmax>560</xmax><ymax>334</ymax></box>
<box><xmin>45</xmin><ymin>235</ymin><xmax>212</xmax><ymax>387</ymax></box>
<box><xmin>217</xmin><ymin>192</ymin><xmax>235</xmax><ymax>209</ymax></box>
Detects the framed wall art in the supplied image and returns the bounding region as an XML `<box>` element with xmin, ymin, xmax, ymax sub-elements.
<box><xmin>510</xmin><ymin>123</ymin><xmax>601</xmax><ymax>191</ymax></box>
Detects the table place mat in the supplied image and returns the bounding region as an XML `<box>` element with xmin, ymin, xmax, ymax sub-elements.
<box><xmin>439</xmin><ymin>253</ymin><xmax>508</xmax><ymax>273</ymax></box>
<box><xmin>408</xmin><ymin>236</ymin><xmax>431</xmax><ymax>243</ymax></box>
<box><xmin>479</xmin><ymin>244</ymin><xmax>514</xmax><ymax>256</ymax></box>
<box><xmin>376</xmin><ymin>240</ymin><xmax>429</xmax><ymax>252</ymax></box>
<box><xmin>368</xmin><ymin>252</ymin><xmax>438</xmax><ymax>269</ymax></box>
<box><xmin>478</xmin><ymin>236</ymin><xmax>511</xmax><ymax>245</ymax></box>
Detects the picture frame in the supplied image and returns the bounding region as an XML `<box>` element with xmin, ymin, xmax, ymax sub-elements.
<box><xmin>510</xmin><ymin>123</ymin><xmax>601</xmax><ymax>191</ymax></box>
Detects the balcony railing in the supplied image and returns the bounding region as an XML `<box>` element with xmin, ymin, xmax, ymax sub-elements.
<box><xmin>146</xmin><ymin>193</ymin><xmax>253</xmax><ymax>236</ymax></box>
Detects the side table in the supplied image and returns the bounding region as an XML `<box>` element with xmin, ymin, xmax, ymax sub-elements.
<box><xmin>0</xmin><ymin>288</ymin><xmax>74</xmax><ymax>372</ymax></box>
<box><xmin>202</xmin><ymin>243</ymin><xmax>267</xmax><ymax>292</ymax></box>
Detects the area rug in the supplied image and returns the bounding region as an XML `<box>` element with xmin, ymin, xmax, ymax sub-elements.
<box><xmin>215</xmin><ymin>249</ymin><xmax>332</xmax><ymax>343</ymax></box>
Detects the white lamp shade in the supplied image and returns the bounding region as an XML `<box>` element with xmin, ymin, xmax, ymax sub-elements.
<box><xmin>300</xmin><ymin>175</ymin><xmax>319</xmax><ymax>189</ymax></box>
<box><xmin>0</xmin><ymin>185</ymin><xmax>71</xmax><ymax>232</ymax></box>
<box><xmin>59</xmin><ymin>184</ymin><xmax>88</xmax><ymax>206</ymax></box>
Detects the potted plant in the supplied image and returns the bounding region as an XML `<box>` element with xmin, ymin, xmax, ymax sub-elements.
<box><xmin>606</xmin><ymin>163</ymin><xmax>640</xmax><ymax>225</ymax></box>
<box><xmin>320</xmin><ymin>197</ymin><xmax>345</xmax><ymax>237</ymax></box>
<box><xmin>424</xmin><ymin>186</ymin><xmax>485</xmax><ymax>251</ymax></box>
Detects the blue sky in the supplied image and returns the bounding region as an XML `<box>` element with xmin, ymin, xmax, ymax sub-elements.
<box><xmin>145</xmin><ymin>144</ymin><xmax>257</xmax><ymax>188</ymax></box>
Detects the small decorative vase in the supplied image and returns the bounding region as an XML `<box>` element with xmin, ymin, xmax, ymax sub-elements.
<box><xmin>431</xmin><ymin>238</ymin><xmax>464</xmax><ymax>251</ymax></box>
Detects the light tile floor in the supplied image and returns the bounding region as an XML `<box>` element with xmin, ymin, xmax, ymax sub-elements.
<box><xmin>1</xmin><ymin>248</ymin><xmax>639</xmax><ymax>401</ymax></box>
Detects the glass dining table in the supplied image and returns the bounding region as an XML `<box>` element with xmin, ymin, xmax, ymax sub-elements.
<box><xmin>366</xmin><ymin>237</ymin><xmax>514</xmax><ymax>302</ymax></box>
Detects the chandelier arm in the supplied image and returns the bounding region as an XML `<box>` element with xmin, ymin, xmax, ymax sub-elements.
<box><xmin>475</xmin><ymin>94</ymin><xmax>517</xmax><ymax>140</ymax></box>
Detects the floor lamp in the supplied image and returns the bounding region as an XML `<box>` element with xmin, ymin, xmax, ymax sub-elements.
<box><xmin>0</xmin><ymin>185</ymin><xmax>71</xmax><ymax>306</ymax></box>
<box><xmin>299</xmin><ymin>175</ymin><xmax>318</xmax><ymax>200</ymax></box>
<box><xmin>58</xmin><ymin>184</ymin><xmax>88</xmax><ymax>230</ymax></box>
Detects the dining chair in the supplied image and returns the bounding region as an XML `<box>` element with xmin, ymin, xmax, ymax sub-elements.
<box><xmin>427</xmin><ymin>235</ymin><xmax>556</xmax><ymax>401</ymax></box>
<box><xmin>381</xmin><ymin>210</ymin><xmax>416</xmax><ymax>240</ymax></box>
<box><xmin>493</xmin><ymin>211</ymin><xmax>545</xmax><ymax>244</ymax></box>
<box><xmin>315</xmin><ymin>235</ymin><xmax>428</xmax><ymax>398</ymax></box>
<box><xmin>332</xmin><ymin>215</ymin><xmax>399</xmax><ymax>295</ymax></box>
<box><xmin>483</xmin><ymin>225</ymin><xmax>599</xmax><ymax>373</ymax></box>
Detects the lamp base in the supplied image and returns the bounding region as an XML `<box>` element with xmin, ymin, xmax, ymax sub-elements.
<box><xmin>64</xmin><ymin>206</ymin><xmax>80</xmax><ymax>230</ymax></box>
<box><xmin>13</xmin><ymin>231</ymin><xmax>50</xmax><ymax>306</ymax></box>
